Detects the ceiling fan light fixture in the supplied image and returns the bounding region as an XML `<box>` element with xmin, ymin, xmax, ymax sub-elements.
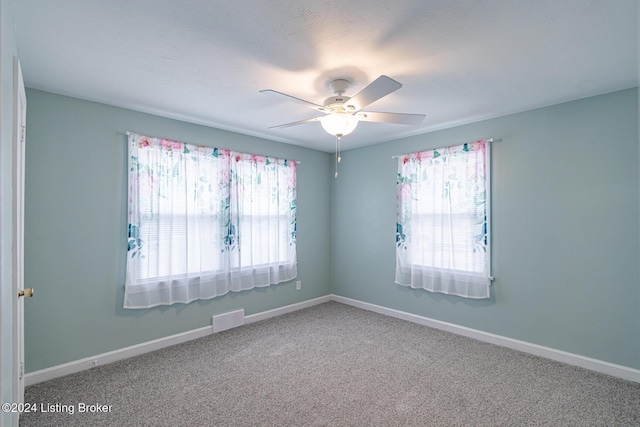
<box><xmin>320</xmin><ymin>113</ymin><xmax>359</xmax><ymax>137</ymax></box>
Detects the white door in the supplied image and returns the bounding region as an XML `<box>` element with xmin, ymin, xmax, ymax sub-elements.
<box><xmin>12</xmin><ymin>57</ymin><xmax>28</xmax><ymax>413</ymax></box>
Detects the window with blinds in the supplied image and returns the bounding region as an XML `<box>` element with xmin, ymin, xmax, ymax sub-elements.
<box><xmin>124</xmin><ymin>133</ymin><xmax>297</xmax><ymax>309</ymax></box>
<box><xmin>395</xmin><ymin>140</ymin><xmax>491</xmax><ymax>299</ymax></box>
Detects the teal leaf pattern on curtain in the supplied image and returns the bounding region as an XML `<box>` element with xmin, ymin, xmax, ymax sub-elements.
<box><xmin>395</xmin><ymin>140</ymin><xmax>490</xmax><ymax>299</ymax></box>
<box><xmin>125</xmin><ymin>133</ymin><xmax>297</xmax><ymax>309</ymax></box>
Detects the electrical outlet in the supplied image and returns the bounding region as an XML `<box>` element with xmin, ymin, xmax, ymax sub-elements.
<box><xmin>296</xmin><ymin>280</ymin><xmax>302</xmax><ymax>291</ymax></box>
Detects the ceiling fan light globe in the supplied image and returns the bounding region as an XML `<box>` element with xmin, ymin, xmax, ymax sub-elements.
<box><xmin>320</xmin><ymin>114</ymin><xmax>359</xmax><ymax>137</ymax></box>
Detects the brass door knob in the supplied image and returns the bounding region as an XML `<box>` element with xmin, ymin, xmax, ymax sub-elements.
<box><xmin>18</xmin><ymin>288</ymin><xmax>34</xmax><ymax>298</ymax></box>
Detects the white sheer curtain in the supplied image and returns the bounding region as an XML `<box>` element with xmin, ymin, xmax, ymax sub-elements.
<box><xmin>395</xmin><ymin>140</ymin><xmax>490</xmax><ymax>299</ymax></box>
<box><xmin>124</xmin><ymin>133</ymin><xmax>297</xmax><ymax>309</ymax></box>
<box><xmin>227</xmin><ymin>152</ymin><xmax>298</xmax><ymax>290</ymax></box>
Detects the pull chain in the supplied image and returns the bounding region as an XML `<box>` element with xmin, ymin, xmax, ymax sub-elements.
<box><xmin>335</xmin><ymin>135</ymin><xmax>342</xmax><ymax>178</ymax></box>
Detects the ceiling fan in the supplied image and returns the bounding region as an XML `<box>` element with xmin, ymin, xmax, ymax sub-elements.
<box><xmin>260</xmin><ymin>75</ymin><xmax>425</xmax><ymax>138</ymax></box>
<box><xmin>260</xmin><ymin>75</ymin><xmax>425</xmax><ymax>177</ymax></box>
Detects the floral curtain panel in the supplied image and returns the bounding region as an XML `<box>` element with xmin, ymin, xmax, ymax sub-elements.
<box><xmin>396</xmin><ymin>140</ymin><xmax>490</xmax><ymax>299</ymax></box>
<box><xmin>125</xmin><ymin>133</ymin><xmax>297</xmax><ymax>309</ymax></box>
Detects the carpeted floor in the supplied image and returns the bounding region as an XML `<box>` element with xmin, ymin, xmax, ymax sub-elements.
<box><xmin>20</xmin><ymin>301</ymin><xmax>640</xmax><ymax>426</ymax></box>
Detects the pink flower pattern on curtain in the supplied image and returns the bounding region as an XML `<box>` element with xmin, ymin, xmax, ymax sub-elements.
<box><xmin>125</xmin><ymin>133</ymin><xmax>297</xmax><ymax>309</ymax></box>
<box><xmin>395</xmin><ymin>140</ymin><xmax>490</xmax><ymax>299</ymax></box>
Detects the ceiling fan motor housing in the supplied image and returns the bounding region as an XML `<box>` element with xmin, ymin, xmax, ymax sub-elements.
<box><xmin>323</xmin><ymin>96</ymin><xmax>354</xmax><ymax>113</ymax></box>
<box><xmin>323</xmin><ymin>78</ymin><xmax>356</xmax><ymax>113</ymax></box>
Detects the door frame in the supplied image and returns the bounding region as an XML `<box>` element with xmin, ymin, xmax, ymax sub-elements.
<box><xmin>11</xmin><ymin>56</ymin><xmax>26</xmax><ymax>425</ymax></box>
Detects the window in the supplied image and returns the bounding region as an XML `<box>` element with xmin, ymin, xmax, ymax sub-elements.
<box><xmin>395</xmin><ymin>140</ymin><xmax>490</xmax><ymax>299</ymax></box>
<box><xmin>125</xmin><ymin>133</ymin><xmax>297</xmax><ymax>309</ymax></box>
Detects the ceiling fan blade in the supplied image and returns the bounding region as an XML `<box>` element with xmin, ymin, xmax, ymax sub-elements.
<box><xmin>260</xmin><ymin>89</ymin><xmax>327</xmax><ymax>112</ymax></box>
<box><xmin>268</xmin><ymin>116</ymin><xmax>322</xmax><ymax>129</ymax></box>
<box><xmin>357</xmin><ymin>111</ymin><xmax>425</xmax><ymax>125</ymax></box>
<box><xmin>345</xmin><ymin>75</ymin><xmax>402</xmax><ymax>113</ymax></box>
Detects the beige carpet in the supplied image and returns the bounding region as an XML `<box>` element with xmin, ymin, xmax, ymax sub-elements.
<box><xmin>21</xmin><ymin>301</ymin><xmax>640</xmax><ymax>426</ymax></box>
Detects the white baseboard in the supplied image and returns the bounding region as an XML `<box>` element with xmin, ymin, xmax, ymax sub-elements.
<box><xmin>25</xmin><ymin>295</ymin><xmax>331</xmax><ymax>386</ymax></box>
<box><xmin>26</xmin><ymin>293</ymin><xmax>640</xmax><ymax>386</ymax></box>
<box><xmin>330</xmin><ymin>294</ymin><xmax>640</xmax><ymax>384</ymax></box>
<box><xmin>245</xmin><ymin>295</ymin><xmax>331</xmax><ymax>324</ymax></box>
<box><xmin>25</xmin><ymin>326</ymin><xmax>213</xmax><ymax>386</ymax></box>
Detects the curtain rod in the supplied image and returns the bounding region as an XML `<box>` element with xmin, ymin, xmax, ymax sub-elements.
<box><xmin>391</xmin><ymin>137</ymin><xmax>498</xmax><ymax>159</ymax></box>
<box><xmin>125</xmin><ymin>131</ymin><xmax>301</xmax><ymax>164</ymax></box>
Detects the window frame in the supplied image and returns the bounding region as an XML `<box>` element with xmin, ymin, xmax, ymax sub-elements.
<box><xmin>395</xmin><ymin>140</ymin><xmax>491</xmax><ymax>299</ymax></box>
<box><xmin>124</xmin><ymin>133</ymin><xmax>298</xmax><ymax>308</ymax></box>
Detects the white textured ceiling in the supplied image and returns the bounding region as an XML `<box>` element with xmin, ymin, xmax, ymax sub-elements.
<box><xmin>15</xmin><ymin>0</ymin><xmax>639</xmax><ymax>152</ymax></box>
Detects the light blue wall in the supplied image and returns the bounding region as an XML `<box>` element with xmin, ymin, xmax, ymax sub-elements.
<box><xmin>23</xmin><ymin>89</ymin><xmax>332</xmax><ymax>372</ymax></box>
<box><xmin>332</xmin><ymin>88</ymin><xmax>640</xmax><ymax>369</ymax></box>
<box><xmin>0</xmin><ymin>0</ymin><xmax>19</xmax><ymax>424</ymax></box>
<box><xmin>24</xmin><ymin>87</ymin><xmax>640</xmax><ymax>374</ymax></box>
